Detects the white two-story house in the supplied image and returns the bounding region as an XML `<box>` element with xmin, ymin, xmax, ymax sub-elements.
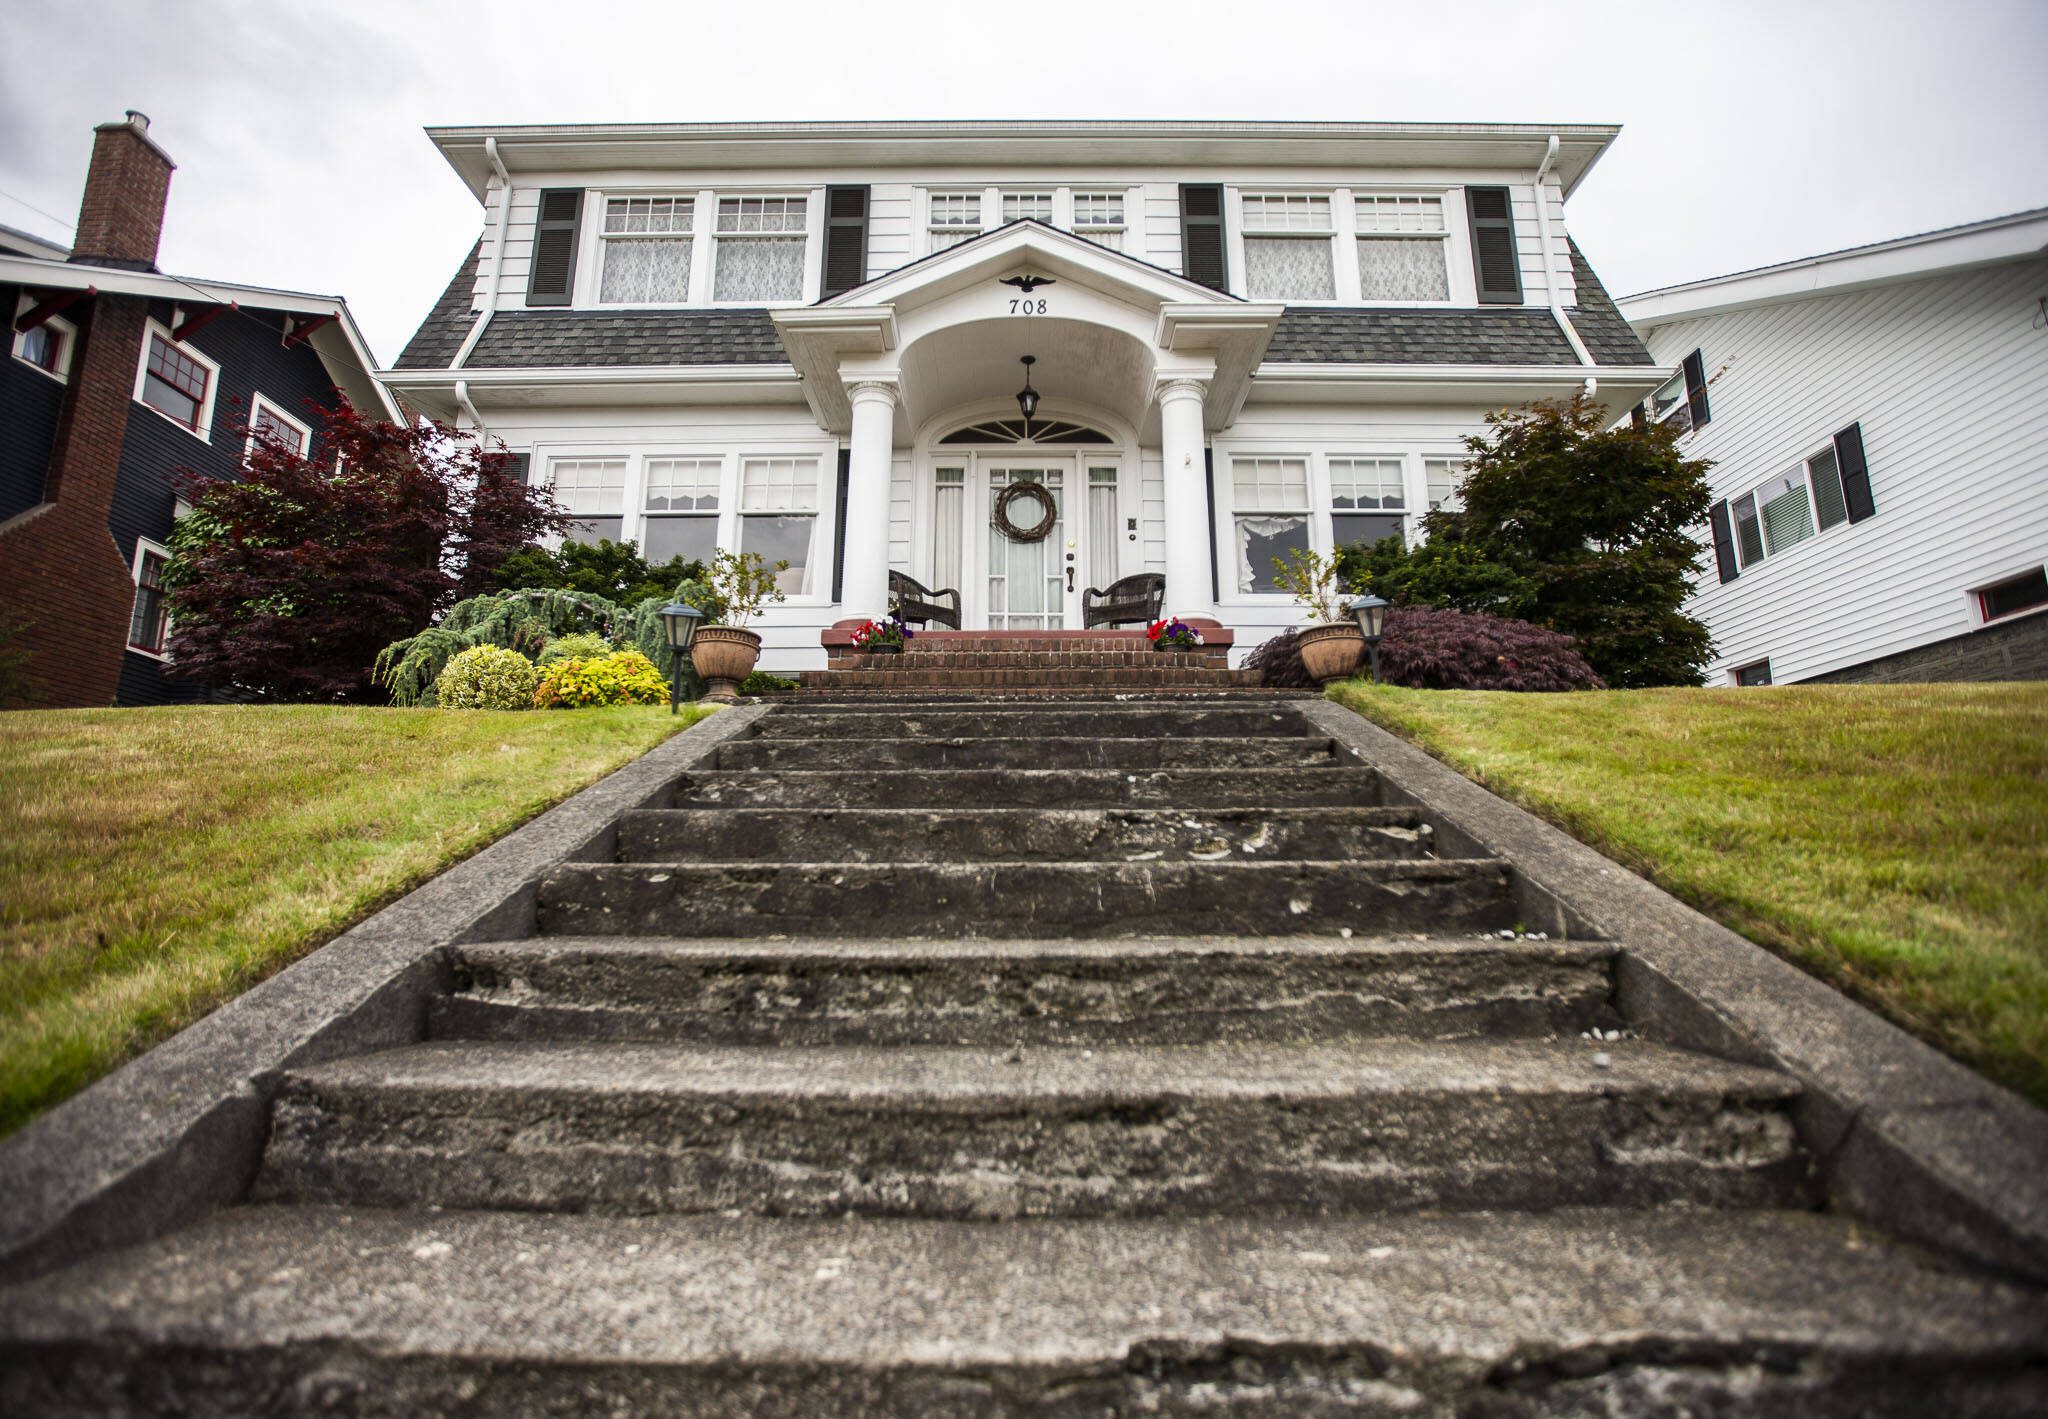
<box><xmin>382</xmin><ymin>121</ymin><xmax>1666</xmax><ymax>669</ymax></box>
<box><xmin>1621</xmin><ymin>207</ymin><xmax>2048</xmax><ymax>685</ymax></box>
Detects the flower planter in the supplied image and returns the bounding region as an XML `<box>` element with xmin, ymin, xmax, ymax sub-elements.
<box><xmin>1151</xmin><ymin>639</ymin><xmax>1197</xmax><ymax>653</ymax></box>
<box><xmin>690</xmin><ymin>625</ymin><xmax>763</xmax><ymax>701</ymax></box>
<box><xmin>862</xmin><ymin>643</ymin><xmax>904</xmax><ymax>655</ymax></box>
<box><xmin>1296</xmin><ymin>622</ymin><xmax>1365</xmax><ymax>684</ymax></box>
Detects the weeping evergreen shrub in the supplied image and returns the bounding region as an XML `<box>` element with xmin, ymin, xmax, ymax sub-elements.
<box><xmin>375</xmin><ymin>588</ymin><xmax>621</xmax><ymax>705</ymax></box>
<box><xmin>536</xmin><ymin>632</ymin><xmax>613</xmax><ymax>666</ymax></box>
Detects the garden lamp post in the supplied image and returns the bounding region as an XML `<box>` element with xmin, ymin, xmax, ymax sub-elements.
<box><xmin>658</xmin><ymin>603</ymin><xmax>705</xmax><ymax>714</ymax></box>
<box><xmin>1345</xmin><ymin>593</ymin><xmax>1389</xmax><ymax>684</ymax></box>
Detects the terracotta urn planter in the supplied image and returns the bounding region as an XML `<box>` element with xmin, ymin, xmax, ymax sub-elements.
<box><xmin>1296</xmin><ymin>622</ymin><xmax>1365</xmax><ymax>684</ymax></box>
<box><xmin>690</xmin><ymin>625</ymin><xmax>762</xmax><ymax>701</ymax></box>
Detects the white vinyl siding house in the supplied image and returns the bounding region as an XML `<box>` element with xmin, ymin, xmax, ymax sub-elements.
<box><xmin>1622</xmin><ymin>208</ymin><xmax>2048</xmax><ymax>685</ymax></box>
<box><xmin>392</xmin><ymin>121</ymin><xmax>1661</xmax><ymax>671</ymax></box>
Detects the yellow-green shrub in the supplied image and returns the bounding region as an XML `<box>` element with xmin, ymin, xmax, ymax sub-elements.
<box><xmin>532</xmin><ymin>649</ymin><xmax>668</xmax><ymax>709</ymax></box>
<box><xmin>435</xmin><ymin>644</ymin><xmax>543</xmax><ymax>710</ymax></box>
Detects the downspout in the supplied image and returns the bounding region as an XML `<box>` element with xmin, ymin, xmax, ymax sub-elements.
<box><xmin>451</xmin><ymin>137</ymin><xmax>512</xmax><ymax>369</ymax></box>
<box><xmin>1531</xmin><ymin>133</ymin><xmax>1597</xmax><ymax>388</ymax></box>
<box><xmin>455</xmin><ymin>379</ymin><xmax>486</xmax><ymax>439</ymax></box>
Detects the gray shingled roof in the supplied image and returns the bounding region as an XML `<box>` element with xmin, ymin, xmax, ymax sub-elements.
<box><xmin>1563</xmin><ymin>239</ymin><xmax>1655</xmax><ymax>366</ymax></box>
<box><xmin>393</xmin><ymin>242</ymin><xmax>481</xmax><ymax>370</ymax></box>
<box><xmin>462</xmin><ymin>308</ymin><xmax>787</xmax><ymax>368</ymax></box>
<box><xmin>1265</xmin><ymin>307</ymin><xmax>1579</xmax><ymax>365</ymax></box>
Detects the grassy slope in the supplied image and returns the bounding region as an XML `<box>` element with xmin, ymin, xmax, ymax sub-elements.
<box><xmin>0</xmin><ymin>703</ymin><xmax>708</xmax><ymax>1134</ymax></box>
<box><xmin>1329</xmin><ymin>682</ymin><xmax>2048</xmax><ymax>1107</ymax></box>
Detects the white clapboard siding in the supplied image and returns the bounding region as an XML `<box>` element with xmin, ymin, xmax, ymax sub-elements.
<box><xmin>1646</xmin><ymin>255</ymin><xmax>2048</xmax><ymax>682</ymax></box>
<box><xmin>1507</xmin><ymin>178</ymin><xmax>1573</xmax><ymax>305</ymax></box>
<box><xmin>1139</xmin><ymin>455</ymin><xmax>1167</xmax><ymax>575</ymax></box>
<box><xmin>472</xmin><ymin>185</ymin><xmax>542</xmax><ymax>309</ymax></box>
<box><xmin>1139</xmin><ymin>183</ymin><xmax>1184</xmax><ymax>276</ymax></box>
<box><xmin>888</xmin><ymin>455</ymin><xmax>914</xmax><ymax>574</ymax></box>
<box><xmin>866</xmin><ymin>185</ymin><xmax>915</xmax><ymax>281</ymax></box>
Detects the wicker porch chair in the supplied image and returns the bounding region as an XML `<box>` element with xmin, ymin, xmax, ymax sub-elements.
<box><xmin>1082</xmin><ymin>573</ymin><xmax>1166</xmax><ymax>629</ymax></box>
<box><xmin>888</xmin><ymin>570</ymin><xmax>962</xmax><ymax>630</ymax></box>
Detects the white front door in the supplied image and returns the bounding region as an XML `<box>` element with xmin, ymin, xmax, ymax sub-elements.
<box><xmin>984</xmin><ymin>461</ymin><xmax>1070</xmax><ymax>629</ymax></box>
<box><xmin>925</xmin><ymin>453</ymin><xmax>1130</xmax><ymax>629</ymax></box>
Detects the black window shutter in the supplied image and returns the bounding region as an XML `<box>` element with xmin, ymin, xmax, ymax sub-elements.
<box><xmin>526</xmin><ymin>189</ymin><xmax>583</xmax><ymax>307</ymax></box>
<box><xmin>1708</xmin><ymin>499</ymin><xmax>1740</xmax><ymax>584</ymax></box>
<box><xmin>830</xmin><ymin>448</ymin><xmax>851</xmax><ymax>603</ymax></box>
<box><xmin>1204</xmin><ymin>446</ymin><xmax>1220</xmax><ymax>601</ymax></box>
<box><xmin>1630</xmin><ymin>403</ymin><xmax>1648</xmax><ymax>431</ymax></box>
<box><xmin>1835</xmin><ymin>422</ymin><xmax>1875</xmax><ymax>523</ymax></box>
<box><xmin>1179</xmin><ymin>184</ymin><xmax>1228</xmax><ymax>292</ymax></box>
<box><xmin>1465</xmin><ymin>186</ymin><xmax>1523</xmax><ymax>304</ymax></box>
<box><xmin>505</xmin><ymin>452</ymin><xmax>531</xmax><ymax>485</ymax></box>
<box><xmin>822</xmin><ymin>185</ymin><xmax>870</xmax><ymax>298</ymax></box>
<box><xmin>1682</xmin><ymin>349</ymin><xmax>1712</xmax><ymax>429</ymax></box>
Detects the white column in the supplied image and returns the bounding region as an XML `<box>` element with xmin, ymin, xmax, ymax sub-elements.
<box><xmin>840</xmin><ymin>380</ymin><xmax>899</xmax><ymax>617</ymax></box>
<box><xmin>1156</xmin><ymin>378</ymin><xmax>1214</xmax><ymax>619</ymax></box>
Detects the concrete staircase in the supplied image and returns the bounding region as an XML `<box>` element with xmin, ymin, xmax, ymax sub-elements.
<box><xmin>800</xmin><ymin>631</ymin><xmax>1262</xmax><ymax>693</ymax></box>
<box><xmin>3</xmin><ymin>699</ymin><xmax>2043</xmax><ymax>1414</ymax></box>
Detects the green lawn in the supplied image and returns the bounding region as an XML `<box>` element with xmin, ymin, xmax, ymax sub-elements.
<box><xmin>0</xmin><ymin>703</ymin><xmax>709</xmax><ymax>1135</ymax></box>
<box><xmin>1329</xmin><ymin>681</ymin><xmax>2048</xmax><ymax>1106</ymax></box>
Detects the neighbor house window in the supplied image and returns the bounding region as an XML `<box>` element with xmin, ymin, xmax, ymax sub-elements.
<box><xmin>1231</xmin><ymin>456</ymin><xmax>1312</xmax><ymax>593</ymax></box>
<box><xmin>128</xmin><ymin>541</ymin><xmax>170</xmax><ymax>656</ymax></box>
<box><xmin>1976</xmin><ymin>567</ymin><xmax>2048</xmax><ymax>622</ymax></box>
<box><xmin>641</xmin><ymin>457</ymin><xmax>722</xmax><ymax>566</ymax></box>
<box><xmin>1732</xmin><ymin>659</ymin><xmax>1773</xmax><ymax>687</ymax></box>
<box><xmin>1729</xmin><ymin>438</ymin><xmax>1858</xmax><ymax>570</ymax></box>
<box><xmin>740</xmin><ymin>456</ymin><xmax>820</xmax><ymax>595</ymax></box>
<box><xmin>247</xmin><ymin>394</ymin><xmax>311</xmax><ymax>459</ymax></box>
<box><xmin>1072</xmin><ymin>191</ymin><xmax>1125</xmax><ymax>249</ymax></box>
<box><xmin>136</xmin><ymin>327</ymin><xmax>217</xmax><ymax>435</ymax></box>
<box><xmin>598</xmin><ymin>196</ymin><xmax>695</xmax><ymax>304</ymax></box>
<box><xmin>1240</xmin><ymin>194</ymin><xmax>1336</xmax><ymax>300</ymax></box>
<box><xmin>1328</xmin><ymin>457</ymin><xmax>1407</xmax><ymax>550</ymax></box>
<box><xmin>11</xmin><ymin>298</ymin><xmax>73</xmax><ymax>380</ymax></box>
<box><xmin>713</xmin><ymin>196</ymin><xmax>807</xmax><ymax>302</ymax></box>
<box><xmin>1424</xmin><ymin>457</ymin><xmax>1466</xmax><ymax>512</ymax></box>
<box><xmin>1354</xmin><ymin>194</ymin><xmax>1450</xmax><ymax>301</ymax></box>
<box><xmin>928</xmin><ymin>192</ymin><xmax>982</xmax><ymax>251</ymax></box>
<box><xmin>548</xmin><ymin>458</ymin><xmax>627</xmax><ymax>545</ymax></box>
<box><xmin>1000</xmin><ymin>191</ymin><xmax>1054</xmax><ymax>224</ymax></box>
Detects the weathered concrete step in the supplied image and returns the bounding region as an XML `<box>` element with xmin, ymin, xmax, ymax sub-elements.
<box><xmin>829</xmin><ymin>653</ymin><xmax>1230</xmax><ymax>671</ymax></box>
<box><xmin>799</xmin><ymin>668</ymin><xmax>1259</xmax><ymax>689</ymax></box>
<box><xmin>8</xmin><ymin>1207</ymin><xmax>2043</xmax><ymax>1418</ymax></box>
<box><xmin>617</xmin><ymin>806</ymin><xmax>1435</xmax><ymax>864</ymax></box>
<box><xmin>253</xmin><ymin>1039</ymin><xmax>1808</xmax><ymax>1217</ymax></box>
<box><xmin>537</xmin><ymin>859</ymin><xmax>1514</xmax><ymax>938</ymax></box>
<box><xmin>750</xmin><ymin>705</ymin><xmax>1315</xmax><ymax>739</ymax></box>
<box><xmin>668</xmin><ymin>766</ymin><xmax>1384</xmax><ymax>809</ymax></box>
<box><xmin>435</xmin><ymin>935</ymin><xmax>1619</xmax><ymax>1045</ymax></box>
<box><xmin>716</xmin><ymin>735</ymin><xmax>1341</xmax><ymax>772</ymax></box>
<box><xmin>793</xmin><ymin>687</ymin><xmax>1313</xmax><ymax>701</ymax></box>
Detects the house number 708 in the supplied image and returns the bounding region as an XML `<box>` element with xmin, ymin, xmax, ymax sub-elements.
<box><xmin>1008</xmin><ymin>298</ymin><xmax>1048</xmax><ymax>315</ymax></box>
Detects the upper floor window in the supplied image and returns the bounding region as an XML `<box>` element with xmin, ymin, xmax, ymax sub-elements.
<box><xmin>247</xmin><ymin>393</ymin><xmax>311</xmax><ymax>459</ymax></box>
<box><xmin>928</xmin><ymin>192</ymin><xmax>983</xmax><ymax>251</ymax></box>
<box><xmin>11</xmin><ymin>296</ymin><xmax>74</xmax><ymax>381</ymax></box>
<box><xmin>714</xmin><ymin>197</ymin><xmax>807</xmax><ymax>302</ymax></box>
<box><xmin>598</xmin><ymin>196</ymin><xmax>694</xmax><ymax>304</ymax></box>
<box><xmin>135</xmin><ymin>325</ymin><xmax>219</xmax><ymax>437</ymax></box>
<box><xmin>1647</xmin><ymin>350</ymin><xmax>1711</xmax><ymax>433</ymax></box>
<box><xmin>1240</xmin><ymin>194</ymin><xmax>1336</xmax><ymax>301</ymax></box>
<box><xmin>549</xmin><ymin>457</ymin><xmax>627</xmax><ymax>545</ymax></box>
<box><xmin>1354</xmin><ymin>194</ymin><xmax>1450</xmax><ymax>302</ymax></box>
<box><xmin>1000</xmin><ymin>191</ymin><xmax>1054</xmax><ymax>224</ymax></box>
<box><xmin>1073</xmin><ymin>191</ymin><xmax>1125</xmax><ymax>249</ymax></box>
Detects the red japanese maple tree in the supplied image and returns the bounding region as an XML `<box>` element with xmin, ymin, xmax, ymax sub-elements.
<box><xmin>163</xmin><ymin>399</ymin><xmax>568</xmax><ymax>701</ymax></box>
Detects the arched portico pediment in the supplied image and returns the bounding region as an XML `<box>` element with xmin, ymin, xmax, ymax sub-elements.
<box><xmin>772</xmin><ymin>221</ymin><xmax>1283</xmax><ymax>436</ymax></box>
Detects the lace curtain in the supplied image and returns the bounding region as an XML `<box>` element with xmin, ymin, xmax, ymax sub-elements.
<box><xmin>1357</xmin><ymin>239</ymin><xmax>1449</xmax><ymax>301</ymax></box>
<box><xmin>1235</xmin><ymin>515</ymin><xmax>1309</xmax><ymax>594</ymax></box>
<box><xmin>714</xmin><ymin>237</ymin><xmax>805</xmax><ymax>301</ymax></box>
<box><xmin>600</xmin><ymin>240</ymin><xmax>691</xmax><ymax>303</ymax></box>
<box><xmin>1244</xmin><ymin>237</ymin><xmax>1335</xmax><ymax>301</ymax></box>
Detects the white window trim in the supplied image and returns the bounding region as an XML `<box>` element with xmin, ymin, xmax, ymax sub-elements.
<box><xmin>127</xmin><ymin>536</ymin><xmax>173</xmax><ymax>661</ymax></box>
<box><xmin>530</xmin><ymin>441</ymin><xmax>841</xmax><ymax>609</ymax></box>
<box><xmin>1234</xmin><ymin>191</ymin><xmax>1340</xmax><ymax>304</ymax></box>
<box><xmin>133</xmin><ymin>317</ymin><xmax>222</xmax><ymax>441</ymax></box>
<box><xmin>576</xmin><ymin>188</ymin><xmax>821</xmax><ymax>308</ymax></box>
<box><xmin>1226</xmin><ymin>185</ymin><xmax>1476</xmax><ymax>305</ymax></box>
<box><xmin>246</xmin><ymin>392</ymin><xmax>312</xmax><ymax>460</ymax></box>
<box><xmin>1350</xmin><ymin>190</ymin><xmax>1460</xmax><ymax>306</ymax></box>
<box><xmin>10</xmin><ymin>294</ymin><xmax>74</xmax><ymax>382</ymax></box>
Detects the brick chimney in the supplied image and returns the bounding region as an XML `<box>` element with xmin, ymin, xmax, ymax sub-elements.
<box><xmin>69</xmin><ymin>110</ymin><xmax>175</xmax><ymax>271</ymax></box>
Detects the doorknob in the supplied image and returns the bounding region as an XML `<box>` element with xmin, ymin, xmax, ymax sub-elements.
<box><xmin>1065</xmin><ymin>566</ymin><xmax>1075</xmax><ymax>593</ymax></box>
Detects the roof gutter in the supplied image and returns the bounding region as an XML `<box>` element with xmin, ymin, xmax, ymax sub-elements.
<box><xmin>454</xmin><ymin>379</ymin><xmax>486</xmax><ymax>438</ymax></box>
<box><xmin>450</xmin><ymin>137</ymin><xmax>512</xmax><ymax>369</ymax></box>
<box><xmin>1531</xmin><ymin>133</ymin><xmax>1597</xmax><ymax>388</ymax></box>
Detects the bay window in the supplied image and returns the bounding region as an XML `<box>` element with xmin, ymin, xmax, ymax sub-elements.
<box><xmin>1231</xmin><ymin>456</ymin><xmax>1312</xmax><ymax>594</ymax></box>
<box><xmin>548</xmin><ymin>458</ymin><xmax>627</xmax><ymax>545</ymax></box>
<box><xmin>713</xmin><ymin>197</ymin><xmax>807</xmax><ymax>302</ymax></box>
<box><xmin>640</xmin><ymin>457</ymin><xmax>721</xmax><ymax>565</ymax></box>
<box><xmin>598</xmin><ymin>196</ymin><xmax>694</xmax><ymax>304</ymax></box>
<box><xmin>1241</xmin><ymin>194</ymin><xmax>1336</xmax><ymax>301</ymax></box>
<box><xmin>1328</xmin><ymin>457</ymin><xmax>1407</xmax><ymax>550</ymax></box>
<box><xmin>740</xmin><ymin>456</ymin><xmax>820</xmax><ymax>595</ymax></box>
<box><xmin>1354</xmin><ymin>194</ymin><xmax>1450</xmax><ymax>301</ymax></box>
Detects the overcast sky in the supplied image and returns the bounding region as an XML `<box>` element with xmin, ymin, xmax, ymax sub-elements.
<box><xmin>3</xmin><ymin>0</ymin><xmax>2044</xmax><ymax>364</ymax></box>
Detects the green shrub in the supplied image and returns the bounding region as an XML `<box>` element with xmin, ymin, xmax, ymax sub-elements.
<box><xmin>537</xmin><ymin>631</ymin><xmax>613</xmax><ymax>665</ymax></box>
<box><xmin>436</xmin><ymin>645</ymin><xmax>544</xmax><ymax>710</ymax></box>
<box><xmin>740</xmin><ymin>670</ymin><xmax>799</xmax><ymax>695</ymax></box>
<box><xmin>533</xmin><ymin>650</ymin><xmax>668</xmax><ymax>709</ymax></box>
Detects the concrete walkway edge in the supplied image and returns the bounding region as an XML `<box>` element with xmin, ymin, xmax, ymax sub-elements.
<box><xmin>0</xmin><ymin>704</ymin><xmax>767</xmax><ymax>1285</ymax></box>
<box><xmin>1302</xmin><ymin>698</ymin><xmax>2048</xmax><ymax>1284</ymax></box>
